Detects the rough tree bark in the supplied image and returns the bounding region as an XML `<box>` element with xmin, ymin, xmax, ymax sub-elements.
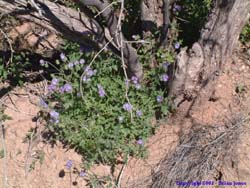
<box><xmin>151</xmin><ymin>0</ymin><xmax>250</xmax><ymax>187</ymax></box>
<box><xmin>168</xmin><ymin>0</ymin><xmax>250</xmax><ymax>115</ymax></box>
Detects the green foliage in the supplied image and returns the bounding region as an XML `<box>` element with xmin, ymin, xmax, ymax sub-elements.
<box><xmin>42</xmin><ymin>41</ymin><xmax>170</xmax><ymax>168</ymax></box>
<box><xmin>0</xmin><ymin>149</ymin><xmax>4</xmax><ymax>159</ymax></box>
<box><xmin>0</xmin><ymin>51</ymin><xmax>31</xmax><ymax>85</ymax></box>
<box><xmin>240</xmin><ymin>21</ymin><xmax>250</xmax><ymax>45</ymax></box>
<box><xmin>178</xmin><ymin>0</ymin><xmax>212</xmax><ymax>46</ymax></box>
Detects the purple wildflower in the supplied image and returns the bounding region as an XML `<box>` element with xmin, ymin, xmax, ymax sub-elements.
<box><xmin>48</xmin><ymin>84</ymin><xmax>57</xmax><ymax>93</ymax></box>
<box><xmin>131</xmin><ymin>76</ymin><xmax>139</xmax><ymax>84</ymax></box>
<box><xmin>63</xmin><ymin>83</ymin><xmax>73</xmax><ymax>93</ymax></box>
<box><xmin>40</xmin><ymin>98</ymin><xmax>48</xmax><ymax>108</ymax></box>
<box><xmin>79</xmin><ymin>170</ymin><xmax>87</xmax><ymax>177</ymax></box>
<box><xmin>160</xmin><ymin>74</ymin><xmax>169</xmax><ymax>82</ymax></box>
<box><xmin>85</xmin><ymin>66</ymin><xmax>96</xmax><ymax>77</ymax></box>
<box><xmin>82</xmin><ymin>75</ymin><xmax>90</xmax><ymax>82</ymax></box>
<box><xmin>51</xmin><ymin>78</ymin><xmax>59</xmax><ymax>86</ymax></box>
<box><xmin>123</xmin><ymin>103</ymin><xmax>133</xmax><ymax>112</ymax></box>
<box><xmin>137</xmin><ymin>139</ymin><xmax>144</xmax><ymax>145</ymax></box>
<box><xmin>97</xmin><ymin>85</ymin><xmax>106</xmax><ymax>97</ymax></box>
<box><xmin>50</xmin><ymin>110</ymin><xmax>59</xmax><ymax>119</ymax></box>
<box><xmin>174</xmin><ymin>42</ymin><xmax>180</xmax><ymax>49</ymax></box>
<box><xmin>136</xmin><ymin>110</ymin><xmax>143</xmax><ymax>117</ymax></box>
<box><xmin>39</xmin><ymin>59</ymin><xmax>45</xmax><ymax>66</ymax></box>
<box><xmin>66</xmin><ymin>160</ymin><xmax>73</xmax><ymax>170</ymax></box>
<box><xmin>118</xmin><ymin>116</ymin><xmax>124</xmax><ymax>123</ymax></box>
<box><xmin>79</xmin><ymin>59</ymin><xmax>85</xmax><ymax>65</ymax></box>
<box><xmin>60</xmin><ymin>53</ymin><xmax>66</xmax><ymax>61</ymax></box>
<box><xmin>68</xmin><ymin>62</ymin><xmax>74</xmax><ymax>68</ymax></box>
<box><xmin>173</xmin><ymin>4</ymin><xmax>182</xmax><ymax>12</ymax></box>
<box><xmin>156</xmin><ymin>95</ymin><xmax>164</xmax><ymax>103</ymax></box>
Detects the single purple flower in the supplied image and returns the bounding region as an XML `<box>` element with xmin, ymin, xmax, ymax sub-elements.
<box><xmin>173</xmin><ymin>4</ymin><xmax>182</xmax><ymax>12</ymax></box>
<box><xmin>97</xmin><ymin>85</ymin><xmax>106</xmax><ymax>97</ymax></box>
<box><xmin>50</xmin><ymin>110</ymin><xmax>59</xmax><ymax>119</ymax></box>
<box><xmin>123</xmin><ymin>103</ymin><xmax>133</xmax><ymax>112</ymax></box>
<box><xmin>137</xmin><ymin>139</ymin><xmax>144</xmax><ymax>145</ymax></box>
<box><xmin>136</xmin><ymin>110</ymin><xmax>143</xmax><ymax>117</ymax></box>
<box><xmin>67</xmin><ymin>62</ymin><xmax>74</xmax><ymax>68</ymax></box>
<box><xmin>160</xmin><ymin>74</ymin><xmax>169</xmax><ymax>82</ymax></box>
<box><xmin>135</xmin><ymin>83</ymin><xmax>141</xmax><ymax>90</ymax></box>
<box><xmin>156</xmin><ymin>95</ymin><xmax>164</xmax><ymax>103</ymax></box>
<box><xmin>174</xmin><ymin>42</ymin><xmax>180</xmax><ymax>49</ymax></box>
<box><xmin>118</xmin><ymin>116</ymin><xmax>124</xmax><ymax>123</ymax></box>
<box><xmin>39</xmin><ymin>59</ymin><xmax>45</xmax><ymax>66</ymax></box>
<box><xmin>63</xmin><ymin>83</ymin><xmax>73</xmax><ymax>93</ymax></box>
<box><xmin>79</xmin><ymin>170</ymin><xmax>87</xmax><ymax>177</ymax></box>
<box><xmin>60</xmin><ymin>53</ymin><xmax>66</xmax><ymax>61</ymax></box>
<box><xmin>51</xmin><ymin>78</ymin><xmax>59</xmax><ymax>86</ymax></box>
<box><xmin>40</xmin><ymin>98</ymin><xmax>48</xmax><ymax>108</ymax></box>
<box><xmin>66</xmin><ymin>160</ymin><xmax>73</xmax><ymax>170</ymax></box>
<box><xmin>79</xmin><ymin>59</ymin><xmax>85</xmax><ymax>64</ymax></box>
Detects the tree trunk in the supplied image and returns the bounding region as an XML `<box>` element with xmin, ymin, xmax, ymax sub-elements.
<box><xmin>151</xmin><ymin>0</ymin><xmax>250</xmax><ymax>187</ymax></box>
<box><xmin>169</xmin><ymin>0</ymin><xmax>250</xmax><ymax>115</ymax></box>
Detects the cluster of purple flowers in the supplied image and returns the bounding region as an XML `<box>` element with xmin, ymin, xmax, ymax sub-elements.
<box><xmin>48</xmin><ymin>78</ymin><xmax>59</xmax><ymax>93</ymax></box>
<box><xmin>50</xmin><ymin>110</ymin><xmax>59</xmax><ymax>124</ymax></box>
<box><xmin>68</xmin><ymin>59</ymin><xmax>85</xmax><ymax>69</ymax></box>
<box><xmin>82</xmin><ymin>66</ymin><xmax>96</xmax><ymax>82</ymax></box>
<box><xmin>65</xmin><ymin>160</ymin><xmax>73</xmax><ymax>170</ymax></box>
<box><xmin>97</xmin><ymin>85</ymin><xmax>106</xmax><ymax>97</ymax></box>
<box><xmin>123</xmin><ymin>103</ymin><xmax>133</xmax><ymax>112</ymax></box>
<box><xmin>131</xmin><ymin>76</ymin><xmax>141</xmax><ymax>90</ymax></box>
<box><xmin>60</xmin><ymin>83</ymin><xmax>73</xmax><ymax>93</ymax></box>
<box><xmin>160</xmin><ymin>74</ymin><xmax>169</xmax><ymax>82</ymax></box>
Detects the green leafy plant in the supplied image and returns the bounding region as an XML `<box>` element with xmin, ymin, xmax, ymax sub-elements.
<box><xmin>240</xmin><ymin>21</ymin><xmax>250</xmax><ymax>45</ymax></box>
<box><xmin>0</xmin><ymin>51</ymin><xmax>31</xmax><ymax>85</ymax></box>
<box><xmin>40</xmin><ymin>41</ymin><xmax>171</xmax><ymax>168</ymax></box>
